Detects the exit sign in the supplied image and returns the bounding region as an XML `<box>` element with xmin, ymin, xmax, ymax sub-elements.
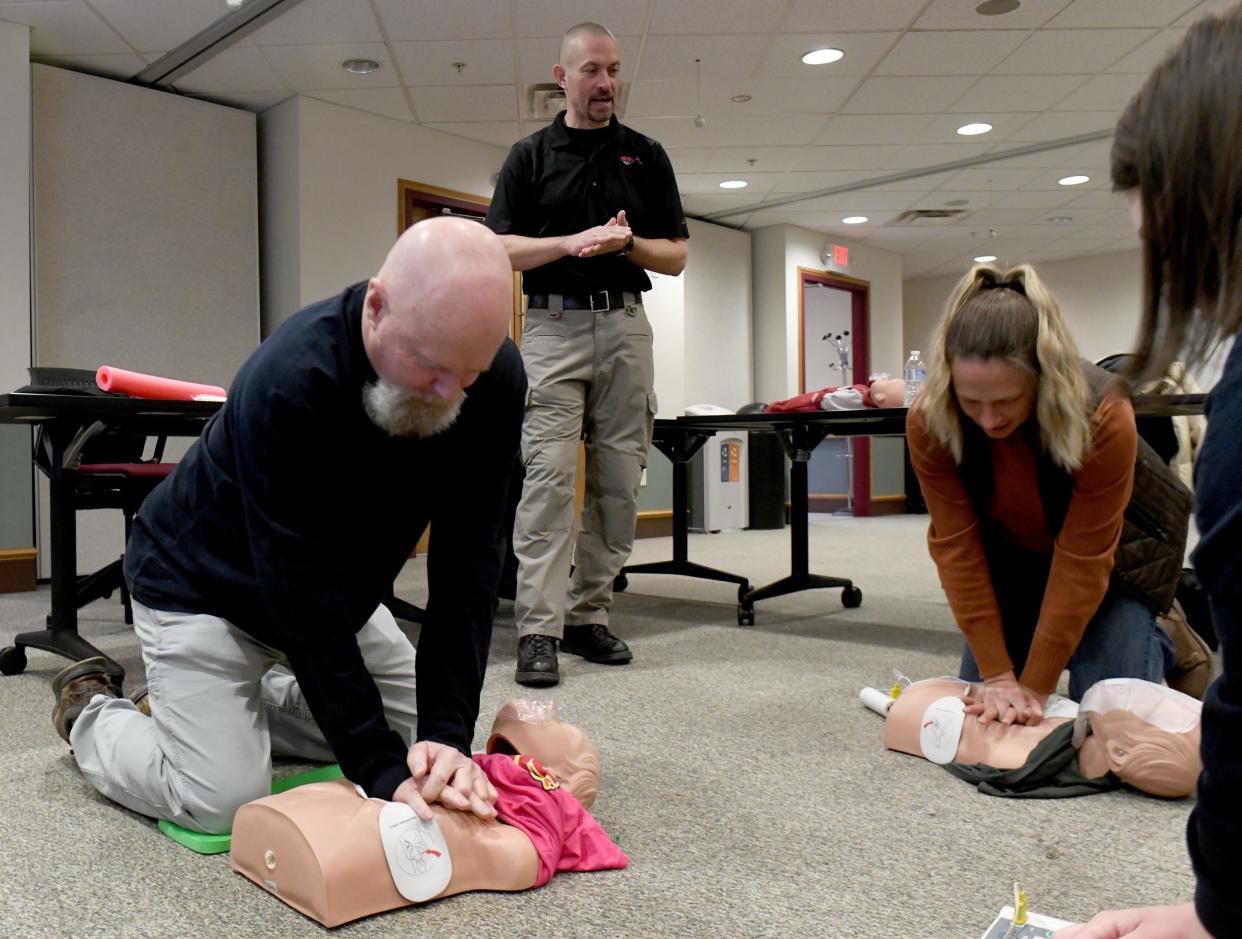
<box><xmin>832</xmin><ymin>243</ymin><xmax>850</xmax><ymax>267</ymax></box>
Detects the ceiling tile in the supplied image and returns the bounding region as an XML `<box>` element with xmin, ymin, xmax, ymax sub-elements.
<box><xmin>885</xmin><ymin>142</ymin><xmax>993</xmax><ymax>169</ymax></box>
<box><xmin>372</xmin><ymin>0</ymin><xmax>515</xmax><ymax>41</ymax></box>
<box><xmin>1005</xmin><ymin>110</ymin><xmax>1117</xmax><ymax>142</ymax></box>
<box><xmin>409</xmin><ymin>84</ymin><xmax>517</xmax><ymax>122</ymax></box>
<box><xmin>30</xmin><ymin>50</ymin><xmax>143</xmax><ymax>79</ymax></box>
<box><xmin>247</xmin><ymin>0</ymin><xmax>381</xmax><ymax>46</ymax></box>
<box><xmin>1051</xmin><ymin>73</ymin><xmax>1146</xmax><ymax>110</ymax></box>
<box><xmin>1062</xmin><ymin>189</ymin><xmax>1128</xmax><ymax>210</ymax></box>
<box><xmin>1019</xmin><ymin>168</ymin><xmax>1110</xmax><ymax>191</ymax></box>
<box><xmin>3</xmin><ymin>1</ymin><xmax>131</xmax><ymax>55</ymax></box>
<box><xmin>1045</xmin><ymin>0</ymin><xmax>1200</xmax><ymax>29</ymax></box>
<box><xmin>422</xmin><ymin>121</ymin><xmax>521</xmax><ymax>147</ymax></box>
<box><xmin>630</xmin><ymin>77</ymin><xmax>860</xmax><ymax>118</ymax></box>
<box><xmin>871</xmin><ymin>171</ymin><xmax>957</xmax><ymax>191</ymax></box>
<box><xmin>947</xmin><ymin>74</ymin><xmax>1087</xmax><ymax>113</ymax></box>
<box><xmin>703</xmin><ymin>146</ymin><xmax>805</xmax><ymax>172</ymax></box>
<box><xmin>513</xmin><ymin>0</ymin><xmax>649</xmax><ymax>38</ymax></box>
<box><xmin>1177</xmin><ymin>0</ymin><xmax>1236</xmax><ymax>24</ymax></box>
<box><xmin>762</xmin><ymin>170</ymin><xmax>873</xmax><ymax>191</ymax></box>
<box><xmin>913</xmin><ymin>0</ymin><xmax>1071</xmax><ymax>30</ymax></box>
<box><xmin>677</xmin><ymin>173</ymin><xmax>780</xmax><ymax>195</ymax></box>
<box><xmin>876</xmin><ymin>30</ymin><xmax>1027</xmax><ymax>76</ymax></box>
<box><xmin>665</xmin><ymin>147</ymin><xmax>712</xmax><ymax>174</ymax></box>
<box><xmin>757</xmin><ymin>31</ymin><xmax>900</xmax><ymax>78</ymax></box>
<box><xmin>638</xmin><ymin>34</ymin><xmax>769</xmax><ymax>80</ymax></box>
<box><xmin>185</xmin><ymin>90</ymin><xmax>291</xmax><ymax>112</ymax></box>
<box><xmin>816</xmin><ymin>113</ymin><xmax>935</xmax><ymax>145</ymax></box>
<box><xmin>985</xmin><ymin>189</ymin><xmax>1079</xmax><ymax>209</ymax></box>
<box><xmin>1105</xmin><ymin>27</ymin><xmax>1188</xmax><ymax>74</ymax></box>
<box><xmin>174</xmin><ymin>46</ymin><xmax>289</xmax><ymax>94</ymax></box>
<box><xmin>782</xmin><ymin>0</ymin><xmax>928</xmax><ymax>32</ymax></box>
<box><xmin>994</xmin><ymin>28</ymin><xmax>1155</xmax><ymax>74</ymax></box>
<box><xmin>842</xmin><ymin>75</ymin><xmax>977</xmax><ymax>114</ymax></box>
<box><xmin>393</xmin><ymin>39</ymin><xmax>516</xmax><ymax>86</ymax></box>
<box><xmin>982</xmin><ymin>137</ymin><xmax>1110</xmax><ymax>168</ymax></box>
<box><xmin>792</xmin><ymin>145</ymin><xmax>899</xmax><ymax>171</ymax></box>
<box><xmin>936</xmin><ymin>166</ymin><xmax>1043</xmax><ymax>191</ymax></box>
<box><xmin>89</xmin><ymin>0</ymin><xmax>224</xmax><ymax>54</ymax></box>
<box><xmin>649</xmin><ymin>0</ymin><xmax>789</xmax><ymax>34</ymax></box>
<box><xmin>262</xmin><ymin>42</ymin><xmax>397</xmax><ymax>90</ymax></box>
<box><xmin>310</xmin><ymin>87</ymin><xmax>413</xmax><ymax>123</ymax></box>
<box><xmin>680</xmin><ymin>191</ymin><xmax>768</xmax><ymax>213</ymax></box>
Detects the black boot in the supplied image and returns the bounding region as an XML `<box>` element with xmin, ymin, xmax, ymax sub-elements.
<box><xmin>516</xmin><ymin>634</ymin><xmax>560</xmax><ymax>687</ymax></box>
<box><xmin>560</xmin><ymin>624</ymin><xmax>633</xmax><ymax>664</ymax></box>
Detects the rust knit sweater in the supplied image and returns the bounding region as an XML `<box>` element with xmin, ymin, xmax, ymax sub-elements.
<box><xmin>907</xmin><ymin>395</ymin><xmax>1138</xmax><ymax>694</ymax></box>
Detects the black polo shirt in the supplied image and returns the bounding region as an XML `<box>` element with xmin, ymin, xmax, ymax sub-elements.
<box><xmin>485</xmin><ymin>111</ymin><xmax>688</xmax><ymax>298</ymax></box>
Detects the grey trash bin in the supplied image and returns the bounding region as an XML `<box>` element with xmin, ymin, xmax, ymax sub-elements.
<box><xmin>738</xmin><ymin>402</ymin><xmax>785</xmax><ymax>530</ymax></box>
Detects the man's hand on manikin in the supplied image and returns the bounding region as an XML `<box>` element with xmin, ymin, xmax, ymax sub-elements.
<box><xmin>1054</xmin><ymin>902</ymin><xmax>1211</xmax><ymax>939</ymax></box>
<box><xmin>391</xmin><ymin>740</ymin><xmax>498</xmax><ymax>821</ymax></box>
<box><xmin>962</xmin><ymin>670</ymin><xmax>1048</xmax><ymax>726</ymax></box>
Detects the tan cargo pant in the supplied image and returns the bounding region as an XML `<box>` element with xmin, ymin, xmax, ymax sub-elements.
<box><xmin>514</xmin><ymin>296</ymin><xmax>657</xmax><ymax>639</ymax></box>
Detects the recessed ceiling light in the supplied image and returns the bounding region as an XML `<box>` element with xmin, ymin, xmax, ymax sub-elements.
<box><xmin>1058</xmin><ymin>174</ymin><xmax>1090</xmax><ymax>186</ymax></box>
<box><xmin>801</xmin><ymin>48</ymin><xmax>844</xmax><ymax>65</ymax></box>
<box><xmin>945</xmin><ymin>199</ymin><xmax>970</xmax><ymax>207</ymax></box>
<box><xmin>719</xmin><ymin>180</ymin><xmax>748</xmax><ymax>189</ymax></box>
<box><xmin>974</xmin><ymin>255</ymin><xmax>998</xmax><ymax>262</ymax></box>
<box><xmin>1048</xmin><ymin>215</ymin><xmax>1074</xmax><ymax>223</ymax></box>
<box><xmin>731</xmin><ymin>94</ymin><xmax>752</xmax><ymax>103</ymax></box>
<box><xmin>842</xmin><ymin>216</ymin><xmax>868</xmax><ymax>224</ymax></box>
<box><xmin>956</xmin><ymin>122</ymin><xmax>993</xmax><ymax>136</ymax></box>
<box><xmin>976</xmin><ymin>0</ymin><xmax>1020</xmax><ymax>14</ymax></box>
<box><xmin>342</xmin><ymin>58</ymin><xmax>381</xmax><ymax>75</ymax></box>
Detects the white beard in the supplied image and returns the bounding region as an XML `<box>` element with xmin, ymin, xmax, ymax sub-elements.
<box><xmin>362</xmin><ymin>378</ymin><xmax>464</xmax><ymax>438</ymax></box>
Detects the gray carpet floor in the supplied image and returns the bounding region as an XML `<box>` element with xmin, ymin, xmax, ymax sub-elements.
<box><xmin>0</xmin><ymin>515</ymin><xmax>1201</xmax><ymax>938</ymax></box>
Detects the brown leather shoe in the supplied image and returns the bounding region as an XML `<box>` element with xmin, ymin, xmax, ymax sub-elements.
<box><xmin>1161</xmin><ymin>600</ymin><xmax>1213</xmax><ymax>700</ymax></box>
<box><xmin>51</xmin><ymin>657</ymin><xmax>118</xmax><ymax>743</ymax></box>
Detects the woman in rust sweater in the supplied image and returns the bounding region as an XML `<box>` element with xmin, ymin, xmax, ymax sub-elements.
<box><xmin>906</xmin><ymin>264</ymin><xmax>1189</xmax><ymax>728</ymax></box>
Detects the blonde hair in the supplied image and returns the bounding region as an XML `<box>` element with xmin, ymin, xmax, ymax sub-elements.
<box><xmin>914</xmin><ymin>264</ymin><xmax>1092</xmax><ymax>471</ymax></box>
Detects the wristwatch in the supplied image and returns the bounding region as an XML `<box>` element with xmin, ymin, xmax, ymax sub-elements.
<box><xmin>616</xmin><ymin>234</ymin><xmax>634</xmax><ymax>260</ymax></box>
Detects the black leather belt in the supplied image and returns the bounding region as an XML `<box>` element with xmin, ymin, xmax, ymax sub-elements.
<box><xmin>527</xmin><ymin>291</ymin><xmax>636</xmax><ymax>311</ymax></box>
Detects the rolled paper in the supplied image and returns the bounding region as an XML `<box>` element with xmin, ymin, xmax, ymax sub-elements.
<box><xmin>859</xmin><ymin>686</ymin><xmax>896</xmax><ymax>717</ymax></box>
<box><xmin>96</xmin><ymin>366</ymin><xmax>226</xmax><ymax>400</ymax></box>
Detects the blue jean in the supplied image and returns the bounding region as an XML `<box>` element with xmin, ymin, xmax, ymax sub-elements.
<box><xmin>958</xmin><ymin>540</ymin><xmax>1175</xmax><ymax>701</ymax></box>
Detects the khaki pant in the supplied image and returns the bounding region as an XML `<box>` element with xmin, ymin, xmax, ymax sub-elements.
<box><xmin>70</xmin><ymin>600</ymin><xmax>418</xmax><ymax>834</ymax></box>
<box><xmin>514</xmin><ymin>299</ymin><xmax>656</xmax><ymax>638</ymax></box>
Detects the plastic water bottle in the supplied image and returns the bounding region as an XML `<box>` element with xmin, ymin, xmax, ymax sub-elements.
<box><xmin>903</xmin><ymin>350</ymin><xmax>926</xmax><ymax>406</ymax></box>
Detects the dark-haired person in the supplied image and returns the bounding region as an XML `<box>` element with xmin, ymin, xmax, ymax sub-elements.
<box><xmin>906</xmin><ymin>262</ymin><xmax>1196</xmax><ymax>729</ymax></box>
<box><xmin>1057</xmin><ymin>5</ymin><xmax>1242</xmax><ymax>938</ymax></box>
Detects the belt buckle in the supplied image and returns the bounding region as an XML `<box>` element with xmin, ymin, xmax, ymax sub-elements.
<box><xmin>589</xmin><ymin>290</ymin><xmax>610</xmax><ymax>312</ymax></box>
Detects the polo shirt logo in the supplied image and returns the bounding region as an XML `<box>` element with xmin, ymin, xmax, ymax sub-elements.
<box><xmin>619</xmin><ymin>154</ymin><xmax>642</xmax><ymax>166</ymax></box>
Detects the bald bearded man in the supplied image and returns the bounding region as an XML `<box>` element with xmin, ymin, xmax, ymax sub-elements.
<box><xmin>50</xmin><ymin>218</ymin><xmax>525</xmax><ymax>835</ymax></box>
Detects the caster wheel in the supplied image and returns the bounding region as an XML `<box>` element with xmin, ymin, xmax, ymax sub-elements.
<box><xmin>613</xmin><ymin>573</ymin><xmax>629</xmax><ymax>593</ymax></box>
<box><xmin>737</xmin><ymin>583</ymin><xmax>752</xmax><ymax>604</ymax></box>
<box><xmin>0</xmin><ymin>645</ymin><xmax>28</xmax><ymax>676</ymax></box>
<box><xmin>737</xmin><ymin>604</ymin><xmax>755</xmax><ymax>626</ymax></box>
<box><xmin>842</xmin><ymin>585</ymin><xmax>863</xmax><ymax>609</ymax></box>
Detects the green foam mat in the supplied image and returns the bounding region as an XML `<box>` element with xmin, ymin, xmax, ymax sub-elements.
<box><xmin>158</xmin><ymin>763</ymin><xmax>344</xmax><ymax>854</ymax></box>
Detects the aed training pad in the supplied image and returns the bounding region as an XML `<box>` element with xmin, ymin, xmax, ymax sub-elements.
<box><xmin>158</xmin><ymin>763</ymin><xmax>345</xmax><ymax>854</ymax></box>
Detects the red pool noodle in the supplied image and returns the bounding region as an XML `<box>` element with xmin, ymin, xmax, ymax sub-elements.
<box><xmin>96</xmin><ymin>366</ymin><xmax>226</xmax><ymax>400</ymax></box>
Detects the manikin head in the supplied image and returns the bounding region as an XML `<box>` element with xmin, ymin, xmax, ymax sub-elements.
<box><xmin>553</xmin><ymin>23</ymin><xmax>621</xmax><ymax>130</ymax></box>
<box><xmin>868</xmin><ymin>377</ymin><xmax>905</xmax><ymax>407</ymax></box>
<box><xmin>486</xmin><ymin>700</ymin><xmax>602</xmax><ymax>809</ymax></box>
<box><xmin>360</xmin><ymin>216</ymin><xmax>513</xmax><ymax>438</ymax></box>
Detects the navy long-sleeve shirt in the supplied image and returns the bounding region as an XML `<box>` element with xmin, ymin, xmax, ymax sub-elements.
<box><xmin>1188</xmin><ymin>337</ymin><xmax>1242</xmax><ymax>939</ymax></box>
<box><xmin>124</xmin><ymin>282</ymin><xmax>525</xmax><ymax>800</ymax></box>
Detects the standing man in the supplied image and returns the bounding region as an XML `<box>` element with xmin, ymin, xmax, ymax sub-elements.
<box><xmin>50</xmin><ymin>218</ymin><xmax>525</xmax><ymax>834</ymax></box>
<box><xmin>486</xmin><ymin>22</ymin><xmax>688</xmax><ymax>688</ymax></box>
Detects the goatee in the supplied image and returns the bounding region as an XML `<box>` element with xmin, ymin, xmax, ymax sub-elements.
<box><xmin>363</xmin><ymin>378</ymin><xmax>464</xmax><ymax>438</ymax></box>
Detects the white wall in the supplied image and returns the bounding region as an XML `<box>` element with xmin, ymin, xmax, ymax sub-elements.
<box><xmin>903</xmin><ymin>249</ymin><xmax>1146</xmax><ymax>369</ymax></box>
<box><xmin>260</xmin><ymin>96</ymin><xmax>512</xmax><ymax>334</ymax></box>
<box><xmin>0</xmin><ymin>22</ymin><xmax>32</xmax><ymax>549</ymax></box>
<box><xmin>682</xmin><ymin>218</ymin><xmax>753</xmax><ymax>411</ymax></box>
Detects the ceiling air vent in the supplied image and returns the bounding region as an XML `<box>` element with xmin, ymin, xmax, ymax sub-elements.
<box><xmin>892</xmin><ymin>208</ymin><xmax>969</xmax><ymax>225</ymax></box>
<box><xmin>523</xmin><ymin>83</ymin><xmax>566</xmax><ymax>120</ymax></box>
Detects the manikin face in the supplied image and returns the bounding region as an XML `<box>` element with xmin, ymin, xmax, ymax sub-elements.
<box><xmin>554</xmin><ymin>32</ymin><xmax>621</xmax><ymax>129</ymax></box>
<box><xmin>950</xmin><ymin>356</ymin><xmax>1037</xmax><ymax>440</ymax></box>
<box><xmin>487</xmin><ymin>701</ymin><xmax>602</xmax><ymax>809</ymax></box>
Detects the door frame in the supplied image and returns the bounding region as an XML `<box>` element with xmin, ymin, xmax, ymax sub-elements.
<box><xmin>796</xmin><ymin>266</ymin><xmax>872</xmax><ymax>516</ymax></box>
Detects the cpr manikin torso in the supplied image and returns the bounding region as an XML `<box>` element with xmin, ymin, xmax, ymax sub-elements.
<box><xmin>880</xmin><ymin>677</ymin><xmax>1202</xmax><ymax>798</ymax></box>
<box><xmin>229</xmin><ymin>702</ymin><xmax>623</xmax><ymax>927</ymax></box>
